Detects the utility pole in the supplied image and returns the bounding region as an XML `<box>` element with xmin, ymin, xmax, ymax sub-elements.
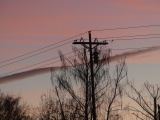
<box><xmin>158</xmin><ymin>104</ymin><xmax>160</xmax><ymax>120</ymax></box>
<box><xmin>154</xmin><ymin>97</ymin><xmax>157</xmax><ymax>120</ymax></box>
<box><xmin>73</xmin><ymin>31</ymin><xmax>108</xmax><ymax>120</ymax></box>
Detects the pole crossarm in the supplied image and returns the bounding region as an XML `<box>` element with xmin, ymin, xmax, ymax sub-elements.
<box><xmin>73</xmin><ymin>41</ymin><xmax>108</xmax><ymax>45</ymax></box>
<box><xmin>73</xmin><ymin>40</ymin><xmax>108</xmax><ymax>50</ymax></box>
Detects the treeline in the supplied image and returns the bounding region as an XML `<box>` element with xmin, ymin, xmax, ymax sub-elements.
<box><xmin>0</xmin><ymin>90</ymin><xmax>31</xmax><ymax>120</ymax></box>
<box><xmin>1</xmin><ymin>48</ymin><xmax>160</xmax><ymax>120</ymax></box>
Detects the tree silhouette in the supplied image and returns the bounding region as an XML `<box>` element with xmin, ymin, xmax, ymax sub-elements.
<box><xmin>0</xmin><ymin>90</ymin><xmax>30</xmax><ymax>120</ymax></box>
<box><xmin>125</xmin><ymin>81</ymin><xmax>160</xmax><ymax>120</ymax></box>
<box><xmin>50</xmin><ymin>47</ymin><xmax>127</xmax><ymax>119</ymax></box>
<box><xmin>37</xmin><ymin>90</ymin><xmax>82</xmax><ymax>120</ymax></box>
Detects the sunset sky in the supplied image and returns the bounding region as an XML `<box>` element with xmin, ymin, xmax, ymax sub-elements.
<box><xmin>1</xmin><ymin>0</ymin><xmax>160</xmax><ymax>107</ymax></box>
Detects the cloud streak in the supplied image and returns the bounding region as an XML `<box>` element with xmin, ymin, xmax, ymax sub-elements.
<box><xmin>111</xmin><ymin>46</ymin><xmax>160</xmax><ymax>61</ymax></box>
<box><xmin>0</xmin><ymin>67</ymin><xmax>60</xmax><ymax>84</ymax></box>
<box><xmin>0</xmin><ymin>46</ymin><xmax>160</xmax><ymax>84</ymax></box>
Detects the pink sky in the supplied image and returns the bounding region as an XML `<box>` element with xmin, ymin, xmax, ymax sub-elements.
<box><xmin>1</xmin><ymin>0</ymin><xmax>160</xmax><ymax>108</ymax></box>
<box><xmin>0</xmin><ymin>0</ymin><xmax>160</xmax><ymax>63</ymax></box>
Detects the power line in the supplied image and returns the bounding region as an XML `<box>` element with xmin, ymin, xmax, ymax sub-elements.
<box><xmin>111</xmin><ymin>46</ymin><xmax>160</xmax><ymax>50</ymax></box>
<box><xmin>1</xmin><ymin>24</ymin><xmax>160</xmax><ymax>64</ymax></box>
<box><xmin>0</xmin><ymin>45</ymin><xmax>160</xmax><ymax>78</ymax></box>
<box><xmin>0</xmin><ymin>31</ymin><xmax>88</xmax><ymax>64</ymax></box>
<box><xmin>91</xmin><ymin>24</ymin><xmax>160</xmax><ymax>31</ymax></box>
<box><xmin>0</xmin><ymin>50</ymin><xmax>76</xmax><ymax>77</ymax></box>
<box><xmin>97</xmin><ymin>33</ymin><xmax>160</xmax><ymax>40</ymax></box>
<box><xmin>1</xmin><ymin>34</ymin><xmax>160</xmax><ymax>69</ymax></box>
<box><xmin>83</xmin><ymin>33</ymin><xmax>160</xmax><ymax>42</ymax></box>
<box><xmin>0</xmin><ymin>48</ymin><xmax>84</xmax><ymax>77</ymax></box>
<box><xmin>1</xmin><ymin>29</ymin><xmax>160</xmax><ymax>68</ymax></box>
<box><xmin>37</xmin><ymin>54</ymin><xmax>78</xmax><ymax>68</ymax></box>
<box><xmin>0</xmin><ymin>36</ymin><xmax>93</xmax><ymax>69</ymax></box>
<box><xmin>0</xmin><ymin>41</ymin><xmax>73</xmax><ymax>68</ymax></box>
<box><xmin>1</xmin><ymin>23</ymin><xmax>160</xmax><ymax>77</ymax></box>
<box><xmin>110</xmin><ymin>36</ymin><xmax>160</xmax><ymax>42</ymax></box>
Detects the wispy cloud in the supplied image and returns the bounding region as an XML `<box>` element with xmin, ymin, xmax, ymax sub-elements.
<box><xmin>111</xmin><ymin>46</ymin><xmax>160</xmax><ymax>61</ymax></box>
<box><xmin>0</xmin><ymin>46</ymin><xmax>160</xmax><ymax>84</ymax></box>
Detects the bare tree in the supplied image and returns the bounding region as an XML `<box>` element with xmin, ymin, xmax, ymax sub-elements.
<box><xmin>37</xmin><ymin>89</ymin><xmax>82</xmax><ymax>120</ymax></box>
<box><xmin>50</xmin><ymin>46</ymin><xmax>127</xmax><ymax>120</ymax></box>
<box><xmin>125</xmin><ymin>80</ymin><xmax>160</xmax><ymax>120</ymax></box>
<box><xmin>105</xmin><ymin>60</ymin><xmax>127</xmax><ymax>120</ymax></box>
<box><xmin>0</xmin><ymin>90</ymin><xmax>30</xmax><ymax>120</ymax></box>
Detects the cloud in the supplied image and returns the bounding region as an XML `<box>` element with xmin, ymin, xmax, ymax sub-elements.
<box><xmin>111</xmin><ymin>46</ymin><xmax>160</xmax><ymax>62</ymax></box>
<box><xmin>0</xmin><ymin>46</ymin><xmax>160</xmax><ymax>84</ymax></box>
<box><xmin>0</xmin><ymin>67</ymin><xmax>59</xmax><ymax>84</ymax></box>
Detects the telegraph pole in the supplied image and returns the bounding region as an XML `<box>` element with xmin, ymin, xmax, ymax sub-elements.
<box><xmin>158</xmin><ymin>104</ymin><xmax>160</xmax><ymax>120</ymax></box>
<box><xmin>154</xmin><ymin>97</ymin><xmax>157</xmax><ymax>120</ymax></box>
<box><xmin>73</xmin><ymin>31</ymin><xmax>108</xmax><ymax>120</ymax></box>
<box><xmin>89</xmin><ymin>31</ymin><xmax>96</xmax><ymax>120</ymax></box>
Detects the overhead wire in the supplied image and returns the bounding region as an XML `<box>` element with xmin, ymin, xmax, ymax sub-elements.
<box><xmin>0</xmin><ymin>40</ymin><xmax>73</xmax><ymax>68</ymax></box>
<box><xmin>1</xmin><ymin>24</ymin><xmax>160</xmax><ymax>77</ymax></box>
<box><xmin>0</xmin><ymin>31</ymin><xmax>88</xmax><ymax>64</ymax></box>
<box><xmin>1</xmin><ymin>24</ymin><xmax>160</xmax><ymax>67</ymax></box>
<box><xmin>1</xmin><ymin>45</ymin><xmax>160</xmax><ymax>78</ymax></box>
<box><xmin>1</xmin><ymin>33</ymin><xmax>160</xmax><ymax>69</ymax></box>
<box><xmin>37</xmin><ymin>53</ymin><xmax>78</xmax><ymax>68</ymax></box>
<box><xmin>0</xmin><ymin>47</ymin><xmax>85</xmax><ymax>77</ymax></box>
<box><xmin>107</xmin><ymin>36</ymin><xmax>160</xmax><ymax>42</ymax></box>
<box><xmin>1</xmin><ymin>24</ymin><xmax>160</xmax><ymax>64</ymax></box>
<box><xmin>0</xmin><ymin>50</ymin><xmax>76</xmax><ymax>77</ymax></box>
<box><xmin>1</xmin><ymin>35</ymin><xmax>160</xmax><ymax>74</ymax></box>
<box><xmin>91</xmin><ymin>24</ymin><xmax>160</xmax><ymax>31</ymax></box>
<box><xmin>97</xmin><ymin>33</ymin><xmax>160</xmax><ymax>40</ymax></box>
<box><xmin>111</xmin><ymin>46</ymin><xmax>160</xmax><ymax>50</ymax></box>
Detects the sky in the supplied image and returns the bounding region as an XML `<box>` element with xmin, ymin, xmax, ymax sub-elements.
<box><xmin>1</xmin><ymin>0</ymin><xmax>160</xmax><ymax>109</ymax></box>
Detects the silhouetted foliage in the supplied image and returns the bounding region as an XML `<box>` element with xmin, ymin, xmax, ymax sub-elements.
<box><xmin>37</xmin><ymin>90</ymin><xmax>83</xmax><ymax>120</ymax></box>
<box><xmin>105</xmin><ymin>60</ymin><xmax>127</xmax><ymax>120</ymax></box>
<box><xmin>0</xmin><ymin>90</ymin><xmax>30</xmax><ymax>120</ymax></box>
<box><xmin>125</xmin><ymin>81</ymin><xmax>160</xmax><ymax>120</ymax></box>
<box><xmin>50</xmin><ymin>47</ymin><xmax>127</xmax><ymax>120</ymax></box>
